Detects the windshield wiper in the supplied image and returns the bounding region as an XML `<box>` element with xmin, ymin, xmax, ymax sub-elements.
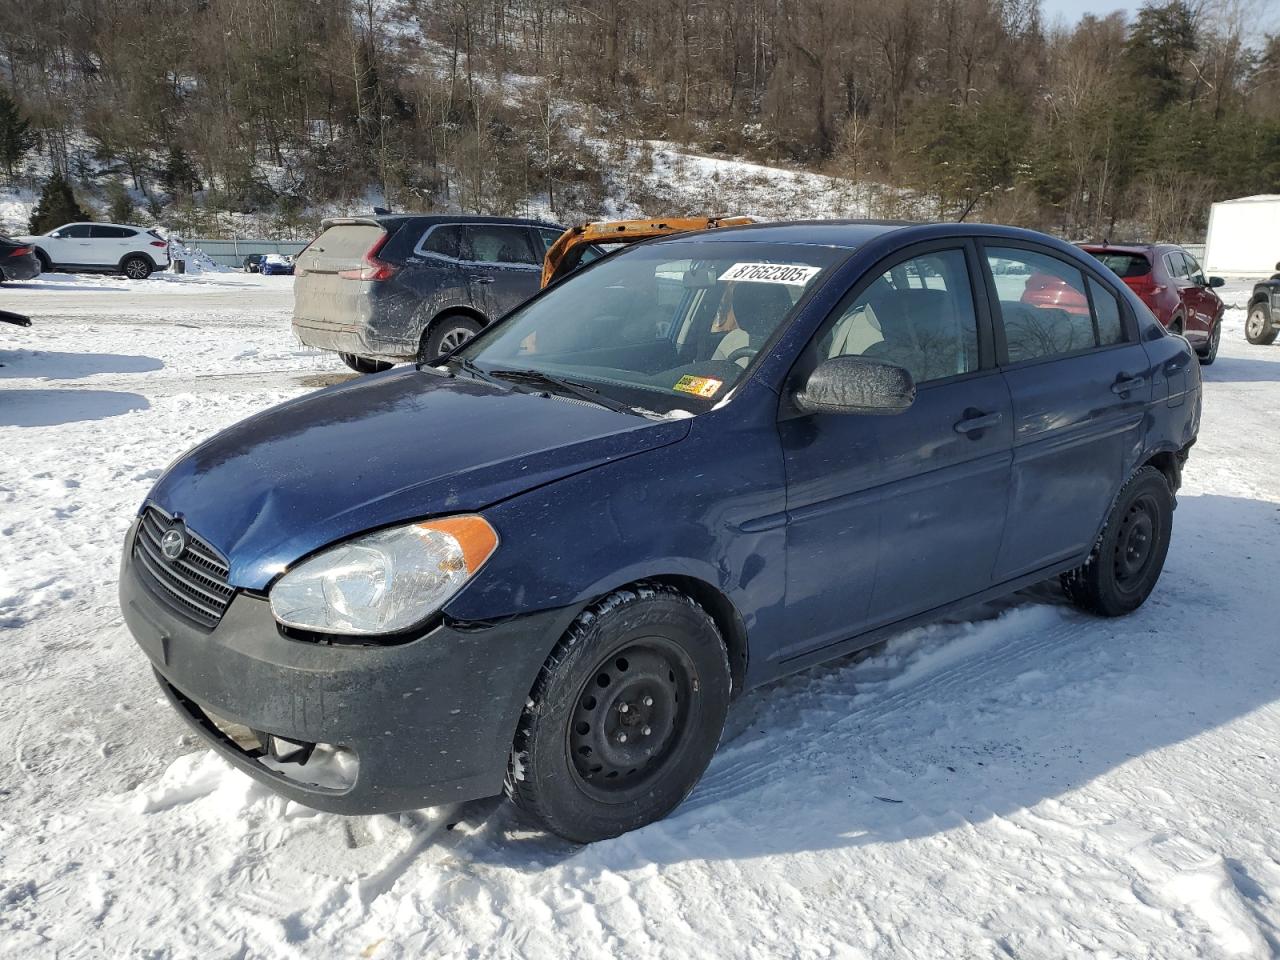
<box><xmin>445</xmin><ymin>355</ymin><xmax>505</xmax><ymax>386</ymax></box>
<box><xmin>489</xmin><ymin>368</ymin><xmax>637</xmax><ymax>415</ymax></box>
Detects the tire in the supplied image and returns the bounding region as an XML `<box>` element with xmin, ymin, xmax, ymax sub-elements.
<box><xmin>1197</xmin><ymin>319</ymin><xmax>1220</xmax><ymax>365</ymax></box>
<box><xmin>339</xmin><ymin>352</ymin><xmax>394</xmax><ymax>374</ymax></box>
<box><xmin>1061</xmin><ymin>466</ymin><xmax>1173</xmax><ymax>618</ymax></box>
<box><xmin>1246</xmin><ymin>303</ymin><xmax>1277</xmax><ymax>346</ymax></box>
<box><xmin>34</xmin><ymin>249</ymin><xmax>51</xmax><ymax>273</ymax></box>
<box><xmin>121</xmin><ymin>255</ymin><xmax>153</xmax><ymax>280</ymax></box>
<box><xmin>418</xmin><ymin>315</ymin><xmax>482</xmax><ymax>365</ymax></box>
<box><xmin>506</xmin><ymin>583</ymin><xmax>732</xmax><ymax>843</ymax></box>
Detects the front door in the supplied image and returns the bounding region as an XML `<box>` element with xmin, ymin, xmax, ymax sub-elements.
<box><xmin>463</xmin><ymin>224</ymin><xmax>544</xmax><ymax>321</ymax></box>
<box><xmin>45</xmin><ymin>223</ymin><xmax>94</xmax><ymax>266</ymax></box>
<box><xmin>778</xmin><ymin>244</ymin><xmax>1012</xmax><ymax>660</ymax></box>
<box><xmin>981</xmin><ymin>242</ymin><xmax>1151</xmax><ymax>580</ymax></box>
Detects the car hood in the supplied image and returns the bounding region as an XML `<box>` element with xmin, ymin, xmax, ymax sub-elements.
<box><xmin>146</xmin><ymin>368</ymin><xmax>690</xmax><ymax>589</ymax></box>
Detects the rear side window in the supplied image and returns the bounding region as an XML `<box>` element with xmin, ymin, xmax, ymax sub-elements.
<box><xmin>466</xmin><ymin>225</ymin><xmax>538</xmax><ymax>265</ymax></box>
<box><xmin>91</xmin><ymin>225</ymin><xmax>136</xmax><ymax>239</ymax></box>
<box><xmin>817</xmin><ymin>248</ymin><xmax>980</xmax><ymax>384</ymax></box>
<box><xmin>1090</xmin><ymin>251</ymin><xmax>1150</xmax><ymax>278</ymax></box>
<box><xmin>420</xmin><ymin>225</ymin><xmax>463</xmax><ymax>259</ymax></box>
<box><xmin>986</xmin><ymin>247</ymin><xmax>1116</xmax><ymax>362</ymax></box>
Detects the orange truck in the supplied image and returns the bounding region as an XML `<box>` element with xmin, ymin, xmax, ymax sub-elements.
<box><xmin>541</xmin><ymin>216</ymin><xmax>756</xmax><ymax>288</ymax></box>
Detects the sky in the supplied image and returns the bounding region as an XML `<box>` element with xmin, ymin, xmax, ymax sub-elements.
<box><xmin>1039</xmin><ymin>0</ymin><xmax>1139</xmax><ymax>25</ymax></box>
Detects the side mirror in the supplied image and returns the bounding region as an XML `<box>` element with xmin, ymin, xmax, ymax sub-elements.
<box><xmin>1208</xmin><ymin>276</ymin><xmax>1225</xmax><ymax>288</ymax></box>
<box><xmin>48</xmin><ymin>231</ymin><xmax>63</xmax><ymax>238</ymax></box>
<box><xmin>795</xmin><ymin>355</ymin><xmax>916</xmax><ymax>416</ymax></box>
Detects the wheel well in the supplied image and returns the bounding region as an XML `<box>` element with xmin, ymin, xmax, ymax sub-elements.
<box><xmin>1143</xmin><ymin>451</ymin><xmax>1181</xmax><ymax>494</ymax></box>
<box><xmin>423</xmin><ymin>306</ymin><xmax>488</xmax><ymax>342</ymax></box>
<box><xmin>119</xmin><ymin>252</ymin><xmax>155</xmax><ymax>269</ymax></box>
<box><xmin>641</xmin><ymin>575</ymin><xmax>749</xmax><ymax>697</ymax></box>
<box><xmin>1250</xmin><ymin>294</ymin><xmax>1271</xmax><ymax>311</ymax></box>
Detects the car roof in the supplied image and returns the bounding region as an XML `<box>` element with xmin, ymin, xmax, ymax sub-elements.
<box><xmin>322</xmin><ymin>214</ymin><xmax>563</xmax><ymax>231</ymax></box>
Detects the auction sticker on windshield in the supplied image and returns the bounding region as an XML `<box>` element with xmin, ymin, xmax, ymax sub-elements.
<box><xmin>673</xmin><ymin>375</ymin><xmax>723</xmax><ymax>398</ymax></box>
<box><xmin>719</xmin><ymin>262</ymin><xmax>823</xmax><ymax>285</ymax></box>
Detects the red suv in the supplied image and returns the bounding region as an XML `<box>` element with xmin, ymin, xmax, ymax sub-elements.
<box><xmin>1080</xmin><ymin>244</ymin><xmax>1225</xmax><ymax>364</ymax></box>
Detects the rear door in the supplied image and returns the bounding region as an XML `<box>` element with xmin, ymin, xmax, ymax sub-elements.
<box><xmin>89</xmin><ymin>225</ymin><xmax>136</xmax><ymax>267</ymax></box>
<box><xmin>778</xmin><ymin>242</ymin><xmax>1012</xmax><ymax>656</ymax></box>
<box><xmin>462</xmin><ymin>224</ymin><xmax>543</xmax><ymax>319</ymax></box>
<box><xmin>982</xmin><ymin>242</ymin><xmax>1151</xmax><ymax>581</ymax></box>
<box><xmin>293</xmin><ymin>222</ymin><xmax>386</xmax><ymax>324</ymax></box>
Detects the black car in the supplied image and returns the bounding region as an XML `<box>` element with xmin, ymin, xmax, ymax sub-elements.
<box><xmin>242</xmin><ymin>254</ymin><xmax>266</xmax><ymax>273</ymax></box>
<box><xmin>0</xmin><ymin>236</ymin><xmax>41</xmax><ymax>282</ymax></box>
<box><xmin>292</xmin><ymin>215</ymin><xmax>564</xmax><ymax>373</ymax></box>
<box><xmin>1246</xmin><ymin>263</ymin><xmax>1280</xmax><ymax>346</ymax></box>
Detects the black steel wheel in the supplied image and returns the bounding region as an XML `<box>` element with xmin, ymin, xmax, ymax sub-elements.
<box><xmin>1062</xmin><ymin>466</ymin><xmax>1173</xmax><ymax>617</ymax></box>
<box><xmin>507</xmin><ymin>584</ymin><xmax>731</xmax><ymax>843</ymax></box>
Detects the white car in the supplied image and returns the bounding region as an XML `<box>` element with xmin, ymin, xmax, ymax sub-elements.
<box><xmin>18</xmin><ymin>222</ymin><xmax>171</xmax><ymax>279</ymax></box>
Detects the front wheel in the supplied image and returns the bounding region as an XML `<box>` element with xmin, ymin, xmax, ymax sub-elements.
<box><xmin>339</xmin><ymin>353</ymin><xmax>394</xmax><ymax>374</ymax></box>
<box><xmin>121</xmin><ymin>256</ymin><xmax>153</xmax><ymax>280</ymax></box>
<box><xmin>1246</xmin><ymin>304</ymin><xmax>1277</xmax><ymax>346</ymax></box>
<box><xmin>1061</xmin><ymin>466</ymin><xmax>1173</xmax><ymax>617</ymax></box>
<box><xmin>1197</xmin><ymin>319</ymin><xmax>1221</xmax><ymax>364</ymax></box>
<box><xmin>507</xmin><ymin>584</ymin><xmax>731</xmax><ymax>843</ymax></box>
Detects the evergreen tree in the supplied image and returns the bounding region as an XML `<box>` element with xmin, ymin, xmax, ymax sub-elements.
<box><xmin>161</xmin><ymin>145</ymin><xmax>201</xmax><ymax>197</ymax></box>
<box><xmin>107</xmin><ymin>181</ymin><xmax>136</xmax><ymax>223</ymax></box>
<box><xmin>0</xmin><ymin>89</ymin><xmax>35</xmax><ymax>179</ymax></box>
<box><xmin>28</xmin><ymin>172</ymin><xmax>89</xmax><ymax>234</ymax></box>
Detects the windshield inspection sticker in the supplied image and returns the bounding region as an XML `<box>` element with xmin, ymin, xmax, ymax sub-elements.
<box><xmin>673</xmin><ymin>375</ymin><xmax>723</xmax><ymax>398</ymax></box>
<box><xmin>719</xmin><ymin>262</ymin><xmax>822</xmax><ymax>285</ymax></box>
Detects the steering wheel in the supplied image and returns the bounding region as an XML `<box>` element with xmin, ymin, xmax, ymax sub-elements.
<box><xmin>725</xmin><ymin>345</ymin><xmax>758</xmax><ymax>365</ymax></box>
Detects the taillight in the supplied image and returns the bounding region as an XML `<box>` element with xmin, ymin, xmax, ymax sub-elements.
<box><xmin>339</xmin><ymin>233</ymin><xmax>398</xmax><ymax>281</ymax></box>
<box><xmin>149</xmin><ymin>240</ymin><xmax>168</xmax><ymax>248</ymax></box>
<box><xmin>9</xmin><ymin>246</ymin><xmax>31</xmax><ymax>256</ymax></box>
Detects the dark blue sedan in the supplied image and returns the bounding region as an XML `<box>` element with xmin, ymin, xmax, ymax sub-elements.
<box><xmin>119</xmin><ymin>221</ymin><xmax>1200</xmax><ymax>842</ymax></box>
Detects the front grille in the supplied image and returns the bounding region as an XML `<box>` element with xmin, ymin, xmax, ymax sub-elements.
<box><xmin>132</xmin><ymin>506</ymin><xmax>235</xmax><ymax>629</ymax></box>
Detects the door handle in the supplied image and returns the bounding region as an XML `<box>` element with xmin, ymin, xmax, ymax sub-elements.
<box><xmin>469</xmin><ymin>275</ymin><xmax>494</xmax><ymax>284</ymax></box>
<box><xmin>953</xmin><ymin>411</ymin><xmax>1002</xmax><ymax>434</ymax></box>
<box><xmin>1111</xmin><ymin>375</ymin><xmax>1145</xmax><ymax>395</ymax></box>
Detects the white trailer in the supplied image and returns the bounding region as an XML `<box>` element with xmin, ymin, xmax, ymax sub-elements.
<box><xmin>1203</xmin><ymin>195</ymin><xmax>1280</xmax><ymax>275</ymax></box>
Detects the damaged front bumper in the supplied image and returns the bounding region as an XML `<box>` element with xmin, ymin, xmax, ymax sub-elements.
<box><xmin>119</xmin><ymin>520</ymin><xmax>573</xmax><ymax>813</ymax></box>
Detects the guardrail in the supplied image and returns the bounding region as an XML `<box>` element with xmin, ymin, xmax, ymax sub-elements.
<box><xmin>185</xmin><ymin>238</ymin><xmax>310</xmax><ymax>269</ymax></box>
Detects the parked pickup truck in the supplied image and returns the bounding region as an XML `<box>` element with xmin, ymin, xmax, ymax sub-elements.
<box><xmin>1246</xmin><ymin>264</ymin><xmax>1280</xmax><ymax>346</ymax></box>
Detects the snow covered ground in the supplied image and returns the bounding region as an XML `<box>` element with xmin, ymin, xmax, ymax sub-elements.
<box><xmin>1</xmin><ymin>272</ymin><xmax>1279</xmax><ymax>959</ymax></box>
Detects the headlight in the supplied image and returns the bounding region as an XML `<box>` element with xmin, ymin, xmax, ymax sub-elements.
<box><xmin>269</xmin><ymin>516</ymin><xmax>498</xmax><ymax>635</ymax></box>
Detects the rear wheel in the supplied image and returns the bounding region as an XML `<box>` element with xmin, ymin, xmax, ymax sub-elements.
<box><xmin>506</xmin><ymin>584</ymin><xmax>731</xmax><ymax>843</ymax></box>
<box><xmin>1197</xmin><ymin>319</ymin><xmax>1221</xmax><ymax>364</ymax></box>
<box><xmin>418</xmin><ymin>315</ymin><xmax>482</xmax><ymax>365</ymax></box>
<box><xmin>121</xmin><ymin>255</ymin><xmax>152</xmax><ymax>280</ymax></box>
<box><xmin>1061</xmin><ymin>466</ymin><xmax>1173</xmax><ymax>617</ymax></box>
<box><xmin>1246</xmin><ymin>304</ymin><xmax>1277</xmax><ymax>346</ymax></box>
<box><xmin>339</xmin><ymin>353</ymin><xmax>394</xmax><ymax>374</ymax></box>
<box><xmin>34</xmin><ymin>249</ymin><xmax>51</xmax><ymax>273</ymax></box>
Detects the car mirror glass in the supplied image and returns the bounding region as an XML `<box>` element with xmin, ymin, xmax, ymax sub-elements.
<box><xmin>795</xmin><ymin>355</ymin><xmax>916</xmax><ymax>416</ymax></box>
<box><xmin>683</xmin><ymin>267</ymin><xmax>718</xmax><ymax>290</ymax></box>
<box><xmin>1209</xmin><ymin>276</ymin><xmax>1225</xmax><ymax>288</ymax></box>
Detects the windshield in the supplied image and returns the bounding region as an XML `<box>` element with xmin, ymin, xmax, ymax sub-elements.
<box><xmin>457</xmin><ymin>241</ymin><xmax>845</xmax><ymax>415</ymax></box>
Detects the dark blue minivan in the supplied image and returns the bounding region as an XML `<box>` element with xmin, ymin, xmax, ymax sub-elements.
<box><xmin>120</xmin><ymin>221</ymin><xmax>1200</xmax><ymax>842</ymax></box>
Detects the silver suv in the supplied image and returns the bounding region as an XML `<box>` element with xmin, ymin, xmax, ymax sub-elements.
<box><xmin>292</xmin><ymin>215</ymin><xmax>564</xmax><ymax>373</ymax></box>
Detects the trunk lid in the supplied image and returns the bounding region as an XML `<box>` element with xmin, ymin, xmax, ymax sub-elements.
<box><xmin>293</xmin><ymin>221</ymin><xmax>387</xmax><ymax>324</ymax></box>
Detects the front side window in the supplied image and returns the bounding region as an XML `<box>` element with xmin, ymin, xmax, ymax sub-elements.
<box><xmin>815</xmin><ymin>248</ymin><xmax>980</xmax><ymax>385</ymax></box>
<box><xmin>456</xmin><ymin>241</ymin><xmax>844</xmax><ymax>414</ymax></box>
<box><xmin>1165</xmin><ymin>251</ymin><xmax>1190</xmax><ymax>279</ymax></box>
<box><xmin>535</xmin><ymin>227</ymin><xmax>563</xmax><ymax>253</ymax></box>
<box><xmin>987</xmin><ymin>247</ymin><xmax>1108</xmax><ymax>362</ymax></box>
<box><xmin>57</xmin><ymin>224</ymin><xmax>92</xmax><ymax>238</ymax></box>
<box><xmin>465</xmin><ymin>225</ymin><xmax>538</xmax><ymax>265</ymax></box>
<box><xmin>1182</xmin><ymin>250</ymin><xmax>1207</xmax><ymax>284</ymax></box>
